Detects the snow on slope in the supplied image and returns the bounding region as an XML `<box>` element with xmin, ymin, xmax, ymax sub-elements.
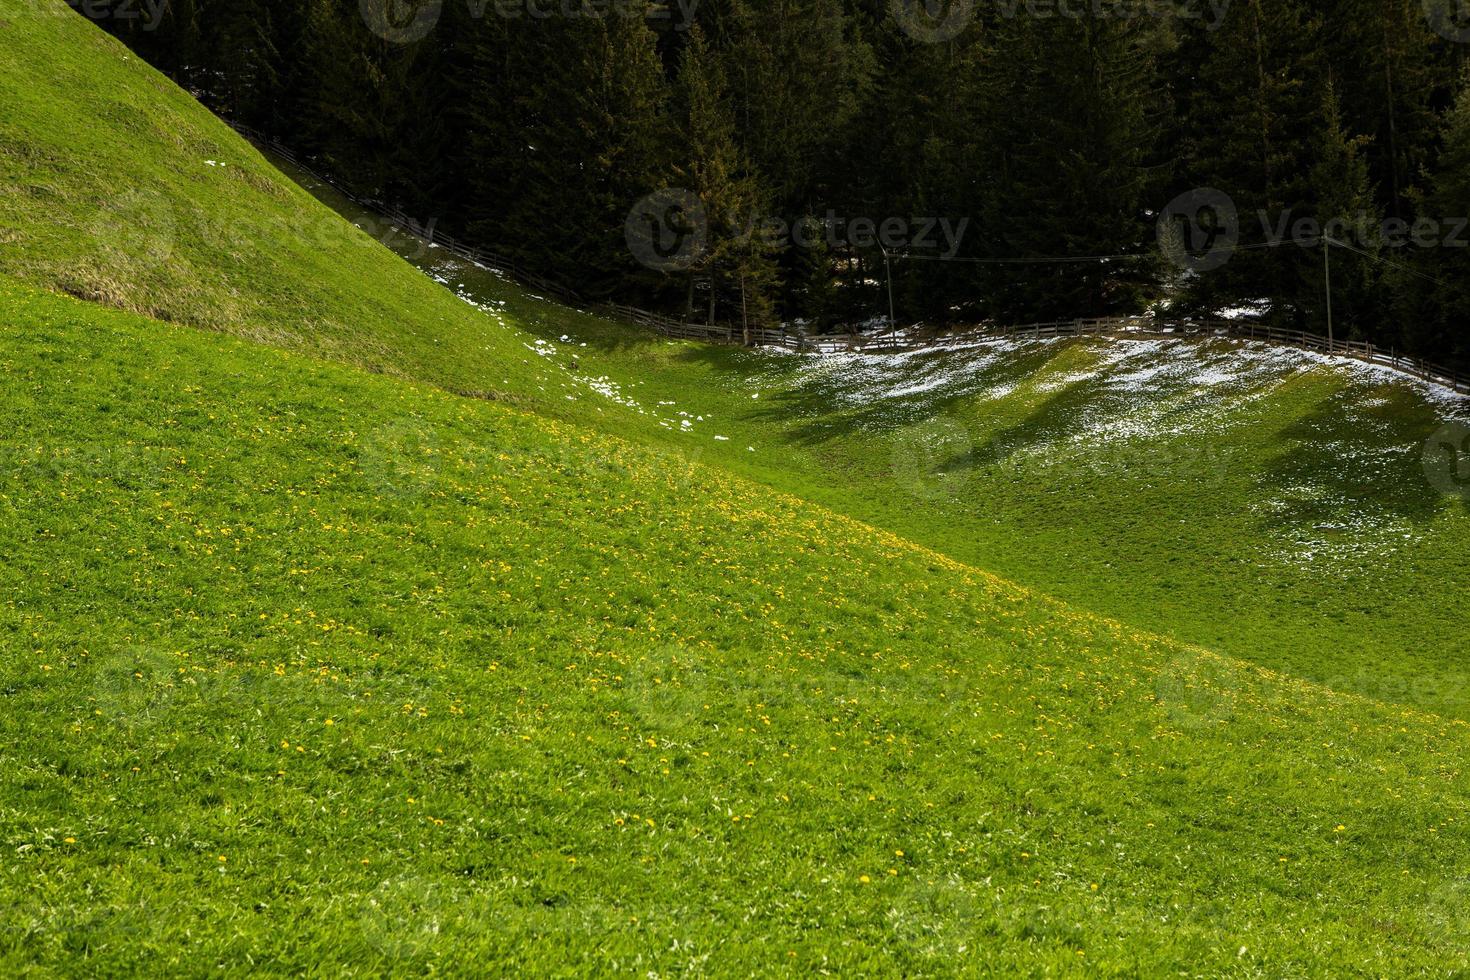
<box><xmin>763</xmin><ymin>335</ymin><xmax>1468</xmax><ymax>577</ymax></box>
<box><xmin>775</xmin><ymin>335</ymin><xmax>1467</xmax><ymax>426</ymax></box>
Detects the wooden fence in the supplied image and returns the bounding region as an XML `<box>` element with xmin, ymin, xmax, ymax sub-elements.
<box><xmin>974</xmin><ymin>318</ymin><xmax>1470</xmax><ymax>394</ymax></box>
<box><xmin>230</xmin><ymin>123</ymin><xmax>1470</xmax><ymax>397</ymax></box>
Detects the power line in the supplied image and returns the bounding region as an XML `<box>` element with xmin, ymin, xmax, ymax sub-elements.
<box><xmin>890</xmin><ymin>237</ymin><xmax>1307</xmax><ymax>265</ymax></box>
<box><xmin>890</xmin><ymin>234</ymin><xmax>1455</xmax><ymax>290</ymax></box>
<box><xmin>1321</xmin><ymin>234</ymin><xmax>1452</xmax><ymax>288</ymax></box>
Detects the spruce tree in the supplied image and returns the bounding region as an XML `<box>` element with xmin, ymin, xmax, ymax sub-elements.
<box><xmin>857</xmin><ymin>28</ymin><xmax>991</xmax><ymax>323</ymax></box>
<box><xmin>1396</xmin><ymin>75</ymin><xmax>1470</xmax><ymax>365</ymax></box>
<box><xmin>676</xmin><ymin>26</ymin><xmax>777</xmax><ymax>336</ymax></box>
<box><xmin>975</xmin><ymin>15</ymin><xmax>1167</xmax><ymax>320</ymax></box>
<box><xmin>1310</xmin><ymin>83</ymin><xmax>1382</xmax><ymax>338</ymax></box>
<box><xmin>469</xmin><ymin>6</ymin><xmax>672</xmax><ymax>297</ymax></box>
<box><xmin>1173</xmin><ymin>0</ymin><xmax>1325</xmax><ymax>323</ymax></box>
<box><xmin>1319</xmin><ymin>0</ymin><xmax>1450</xmax><ymax>219</ymax></box>
<box><xmin>705</xmin><ymin>0</ymin><xmax>874</xmax><ymax>212</ymax></box>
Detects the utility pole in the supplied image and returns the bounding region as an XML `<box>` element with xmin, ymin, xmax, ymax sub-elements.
<box><xmin>740</xmin><ymin>272</ymin><xmax>749</xmax><ymax>347</ymax></box>
<box><xmin>1323</xmin><ymin>236</ymin><xmax>1334</xmax><ymax>350</ymax></box>
<box><xmin>880</xmin><ymin>244</ymin><xmax>896</xmax><ymax>348</ymax></box>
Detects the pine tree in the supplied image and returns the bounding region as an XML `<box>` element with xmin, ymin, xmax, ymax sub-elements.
<box><xmin>1319</xmin><ymin>0</ymin><xmax>1451</xmax><ymax>219</ymax></box>
<box><xmin>854</xmin><ymin>29</ymin><xmax>991</xmax><ymax>323</ymax></box>
<box><xmin>782</xmin><ymin>217</ymin><xmax>838</xmax><ymax>330</ymax></box>
<box><xmin>455</xmin><ymin>8</ymin><xmax>518</xmax><ymax>252</ymax></box>
<box><xmin>676</xmin><ymin>26</ymin><xmax>777</xmax><ymax>337</ymax></box>
<box><xmin>237</xmin><ymin>0</ymin><xmax>443</xmax><ymax>213</ymax></box>
<box><xmin>705</xmin><ymin>0</ymin><xmax>874</xmax><ymax>212</ymax></box>
<box><xmin>1311</xmin><ymin>83</ymin><xmax>1382</xmax><ymax>338</ymax></box>
<box><xmin>975</xmin><ymin>15</ymin><xmax>1168</xmax><ymax>320</ymax></box>
<box><xmin>463</xmin><ymin>6</ymin><xmax>672</xmax><ymax>297</ymax></box>
<box><xmin>1172</xmin><ymin>0</ymin><xmax>1326</xmax><ymax>323</ymax></box>
<box><xmin>1396</xmin><ymin>75</ymin><xmax>1470</xmax><ymax>365</ymax></box>
<box><xmin>206</xmin><ymin>0</ymin><xmax>282</xmax><ymax>125</ymax></box>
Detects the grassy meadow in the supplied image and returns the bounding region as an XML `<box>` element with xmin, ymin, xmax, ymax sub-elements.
<box><xmin>316</xmin><ymin>179</ymin><xmax>1470</xmax><ymax>723</ymax></box>
<box><xmin>1</xmin><ymin>4</ymin><xmax>1470</xmax><ymax>975</ymax></box>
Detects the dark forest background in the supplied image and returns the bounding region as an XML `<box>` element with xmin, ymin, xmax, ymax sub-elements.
<box><xmin>81</xmin><ymin>0</ymin><xmax>1470</xmax><ymax>365</ymax></box>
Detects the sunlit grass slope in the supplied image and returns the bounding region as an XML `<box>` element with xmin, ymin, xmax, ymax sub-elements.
<box><xmin>331</xmin><ymin>205</ymin><xmax>1470</xmax><ymax>723</ymax></box>
<box><xmin>6</xmin><ymin>7</ymin><xmax>1470</xmax><ymax>974</ymax></box>
<box><xmin>4</xmin><ymin>274</ymin><xmax>1470</xmax><ymax>974</ymax></box>
<box><xmin>9</xmin><ymin>0</ymin><xmax>1469</xmax><ymax>731</ymax></box>
<box><xmin>0</xmin><ymin>1</ymin><xmax>632</xmax><ymax>423</ymax></box>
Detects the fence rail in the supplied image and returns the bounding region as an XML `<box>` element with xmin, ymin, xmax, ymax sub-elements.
<box><xmin>230</xmin><ymin>123</ymin><xmax>1470</xmax><ymax>397</ymax></box>
<box><xmin>975</xmin><ymin>318</ymin><xmax>1470</xmax><ymax>393</ymax></box>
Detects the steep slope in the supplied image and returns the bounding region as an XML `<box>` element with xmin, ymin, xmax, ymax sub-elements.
<box><xmin>4</xmin><ymin>9</ymin><xmax>1470</xmax><ymax>975</ymax></box>
<box><xmin>317</xmin><ymin>199</ymin><xmax>1470</xmax><ymax>723</ymax></box>
<box><xmin>10</xmin><ymin>0</ymin><xmax>1467</xmax><ymax>730</ymax></box>
<box><xmin>0</xmin><ymin>1</ymin><xmax>636</xmax><ymax>428</ymax></box>
<box><xmin>4</xmin><ymin>274</ymin><xmax>1470</xmax><ymax>975</ymax></box>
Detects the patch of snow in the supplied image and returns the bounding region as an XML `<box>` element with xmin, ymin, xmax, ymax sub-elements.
<box><xmin>1217</xmin><ymin>299</ymin><xmax>1271</xmax><ymax>320</ymax></box>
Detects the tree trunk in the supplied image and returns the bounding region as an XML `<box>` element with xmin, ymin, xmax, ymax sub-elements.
<box><xmin>1251</xmin><ymin>0</ymin><xmax>1273</xmax><ymax>196</ymax></box>
<box><xmin>741</xmin><ymin>272</ymin><xmax>750</xmax><ymax>347</ymax></box>
<box><xmin>1383</xmin><ymin>22</ymin><xmax>1402</xmax><ymax>218</ymax></box>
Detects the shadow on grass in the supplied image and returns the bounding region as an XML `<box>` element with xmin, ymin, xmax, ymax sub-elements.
<box><xmin>747</xmin><ymin>341</ymin><xmax>1070</xmax><ymax>449</ymax></box>
<box><xmin>1254</xmin><ymin>374</ymin><xmax>1460</xmax><ymax>529</ymax></box>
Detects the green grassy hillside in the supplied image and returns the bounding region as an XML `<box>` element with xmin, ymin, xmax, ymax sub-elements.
<box><xmin>5</xmin><ymin>274</ymin><xmax>1470</xmax><ymax>976</ymax></box>
<box><xmin>0</xmin><ymin>2</ymin><xmax>628</xmax><ymax>424</ymax></box>
<box><xmin>314</xmin><ymin>189</ymin><xmax>1470</xmax><ymax>723</ymax></box>
<box><xmin>9</xmin><ymin>0</ymin><xmax>1465</xmax><ymax>727</ymax></box>
<box><xmin>5</xmin><ymin>5</ymin><xmax>1470</xmax><ymax>976</ymax></box>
